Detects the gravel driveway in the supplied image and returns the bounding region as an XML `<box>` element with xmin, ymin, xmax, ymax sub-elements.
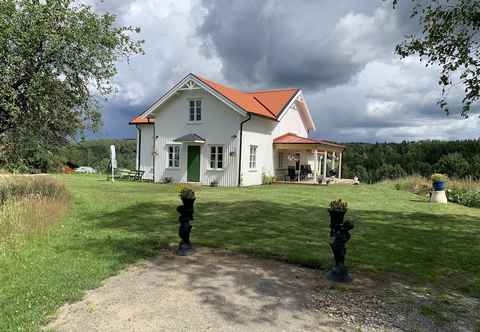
<box><xmin>46</xmin><ymin>248</ymin><xmax>478</xmax><ymax>332</ymax></box>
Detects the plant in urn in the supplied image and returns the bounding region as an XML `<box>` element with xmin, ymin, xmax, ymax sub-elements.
<box><xmin>327</xmin><ymin>199</ymin><xmax>354</xmax><ymax>282</ymax></box>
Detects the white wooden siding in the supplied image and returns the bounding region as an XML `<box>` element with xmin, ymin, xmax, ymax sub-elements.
<box><xmin>153</xmin><ymin>89</ymin><xmax>242</xmax><ymax>186</ymax></box>
<box><xmin>272</xmin><ymin>105</ymin><xmax>309</xmax><ymax>138</ymax></box>
<box><xmin>137</xmin><ymin>124</ymin><xmax>154</xmax><ymax>180</ymax></box>
<box><xmin>241</xmin><ymin>116</ymin><xmax>276</xmax><ymax>186</ymax></box>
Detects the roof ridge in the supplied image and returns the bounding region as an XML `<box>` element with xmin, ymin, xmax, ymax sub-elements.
<box><xmin>193</xmin><ymin>74</ymin><xmax>277</xmax><ymax>120</ymax></box>
<box><xmin>246</xmin><ymin>88</ymin><xmax>299</xmax><ymax>94</ymax></box>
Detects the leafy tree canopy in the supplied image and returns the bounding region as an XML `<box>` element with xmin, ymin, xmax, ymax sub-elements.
<box><xmin>434</xmin><ymin>152</ymin><xmax>470</xmax><ymax>177</ymax></box>
<box><xmin>393</xmin><ymin>0</ymin><xmax>480</xmax><ymax>116</ymax></box>
<box><xmin>0</xmin><ymin>0</ymin><xmax>143</xmax><ymax>171</ymax></box>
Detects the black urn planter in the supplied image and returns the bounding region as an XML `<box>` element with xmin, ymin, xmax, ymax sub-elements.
<box><xmin>328</xmin><ymin>210</ymin><xmax>346</xmax><ymax>236</ymax></box>
<box><xmin>176</xmin><ymin>197</ymin><xmax>195</xmax><ymax>256</ymax></box>
<box><xmin>327</xmin><ymin>209</ymin><xmax>353</xmax><ymax>283</ymax></box>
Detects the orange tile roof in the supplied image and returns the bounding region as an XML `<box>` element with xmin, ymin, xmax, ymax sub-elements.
<box><xmin>273</xmin><ymin>133</ymin><xmax>319</xmax><ymax>144</ymax></box>
<box><xmin>247</xmin><ymin>89</ymin><xmax>299</xmax><ymax>117</ymax></box>
<box><xmin>129</xmin><ymin>116</ymin><xmax>154</xmax><ymax>125</ymax></box>
<box><xmin>274</xmin><ymin>133</ymin><xmax>345</xmax><ymax>149</ymax></box>
<box><xmin>194</xmin><ymin>75</ymin><xmax>298</xmax><ymax>120</ymax></box>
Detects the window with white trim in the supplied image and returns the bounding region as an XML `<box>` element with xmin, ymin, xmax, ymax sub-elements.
<box><xmin>189</xmin><ymin>99</ymin><xmax>202</xmax><ymax>122</ymax></box>
<box><xmin>167</xmin><ymin>145</ymin><xmax>180</xmax><ymax>168</ymax></box>
<box><xmin>209</xmin><ymin>145</ymin><xmax>224</xmax><ymax>169</ymax></box>
<box><xmin>249</xmin><ymin>145</ymin><xmax>257</xmax><ymax>169</ymax></box>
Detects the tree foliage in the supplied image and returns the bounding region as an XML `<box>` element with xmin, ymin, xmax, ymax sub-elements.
<box><xmin>434</xmin><ymin>152</ymin><xmax>470</xmax><ymax>177</ymax></box>
<box><xmin>393</xmin><ymin>0</ymin><xmax>480</xmax><ymax>116</ymax></box>
<box><xmin>62</xmin><ymin>139</ymin><xmax>137</xmax><ymax>173</ymax></box>
<box><xmin>343</xmin><ymin>139</ymin><xmax>480</xmax><ymax>182</ymax></box>
<box><xmin>0</xmin><ymin>0</ymin><xmax>143</xmax><ymax>171</ymax></box>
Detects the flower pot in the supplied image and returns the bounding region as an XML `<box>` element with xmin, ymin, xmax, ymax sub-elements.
<box><xmin>432</xmin><ymin>180</ymin><xmax>446</xmax><ymax>191</ymax></box>
<box><xmin>328</xmin><ymin>209</ymin><xmax>346</xmax><ymax>236</ymax></box>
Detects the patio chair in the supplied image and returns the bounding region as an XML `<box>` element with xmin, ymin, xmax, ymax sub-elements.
<box><xmin>286</xmin><ymin>166</ymin><xmax>298</xmax><ymax>181</ymax></box>
<box><xmin>300</xmin><ymin>164</ymin><xmax>312</xmax><ymax>180</ymax></box>
<box><xmin>130</xmin><ymin>170</ymin><xmax>145</xmax><ymax>181</ymax></box>
<box><xmin>328</xmin><ymin>169</ymin><xmax>337</xmax><ymax>177</ymax></box>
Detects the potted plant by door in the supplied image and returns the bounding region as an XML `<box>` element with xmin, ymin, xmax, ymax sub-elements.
<box><xmin>431</xmin><ymin>173</ymin><xmax>448</xmax><ymax>191</ymax></box>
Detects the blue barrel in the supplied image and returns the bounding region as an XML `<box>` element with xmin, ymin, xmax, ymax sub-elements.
<box><xmin>432</xmin><ymin>180</ymin><xmax>446</xmax><ymax>191</ymax></box>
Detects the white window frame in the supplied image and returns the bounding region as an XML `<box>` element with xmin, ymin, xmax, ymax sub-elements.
<box><xmin>188</xmin><ymin>99</ymin><xmax>202</xmax><ymax>122</ymax></box>
<box><xmin>167</xmin><ymin>145</ymin><xmax>181</xmax><ymax>169</ymax></box>
<box><xmin>249</xmin><ymin>145</ymin><xmax>257</xmax><ymax>170</ymax></box>
<box><xmin>209</xmin><ymin>145</ymin><xmax>224</xmax><ymax>170</ymax></box>
<box><xmin>278</xmin><ymin>152</ymin><xmax>284</xmax><ymax>169</ymax></box>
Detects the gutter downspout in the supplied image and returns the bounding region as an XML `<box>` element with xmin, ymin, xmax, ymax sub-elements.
<box><xmin>136</xmin><ymin>125</ymin><xmax>141</xmax><ymax>170</ymax></box>
<box><xmin>238</xmin><ymin>113</ymin><xmax>252</xmax><ymax>186</ymax></box>
<box><xmin>153</xmin><ymin>124</ymin><xmax>156</xmax><ymax>182</ymax></box>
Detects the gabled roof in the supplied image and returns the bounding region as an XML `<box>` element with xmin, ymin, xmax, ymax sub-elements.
<box><xmin>273</xmin><ymin>133</ymin><xmax>346</xmax><ymax>149</ymax></box>
<box><xmin>130</xmin><ymin>73</ymin><xmax>314</xmax><ymax>129</ymax></box>
<box><xmin>195</xmin><ymin>75</ymin><xmax>299</xmax><ymax>120</ymax></box>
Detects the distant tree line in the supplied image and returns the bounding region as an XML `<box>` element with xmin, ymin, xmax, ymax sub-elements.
<box><xmin>63</xmin><ymin>139</ymin><xmax>137</xmax><ymax>173</ymax></box>
<box><xmin>4</xmin><ymin>138</ymin><xmax>480</xmax><ymax>180</ymax></box>
<box><xmin>342</xmin><ymin>140</ymin><xmax>480</xmax><ymax>183</ymax></box>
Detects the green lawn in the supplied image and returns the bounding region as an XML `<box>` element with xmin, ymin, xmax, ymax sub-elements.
<box><xmin>1</xmin><ymin>175</ymin><xmax>480</xmax><ymax>331</ymax></box>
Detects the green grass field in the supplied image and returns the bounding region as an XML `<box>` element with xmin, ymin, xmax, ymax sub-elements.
<box><xmin>1</xmin><ymin>175</ymin><xmax>480</xmax><ymax>331</ymax></box>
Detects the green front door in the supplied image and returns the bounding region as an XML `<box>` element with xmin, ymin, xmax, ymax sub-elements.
<box><xmin>187</xmin><ymin>145</ymin><xmax>201</xmax><ymax>182</ymax></box>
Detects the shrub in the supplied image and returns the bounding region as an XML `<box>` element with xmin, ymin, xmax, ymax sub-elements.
<box><xmin>210</xmin><ymin>180</ymin><xmax>219</xmax><ymax>187</ymax></box>
<box><xmin>262</xmin><ymin>173</ymin><xmax>275</xmax><ymax>185</ymax></box>
<box><xmin>447</xmin><ymin>190</ymin><xmax>480</xmax><ymax>208</ymax></box>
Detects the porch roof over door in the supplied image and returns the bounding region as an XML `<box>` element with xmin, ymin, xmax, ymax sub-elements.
<box><xmin>173</xmin><ymin>133</ymin><xmax>206</xmax><ymax>143</ymax></box>
<box><xmin>273</xmin><ymin>133</ymin><xmax>345</xmax><ymax>152</ymax></box>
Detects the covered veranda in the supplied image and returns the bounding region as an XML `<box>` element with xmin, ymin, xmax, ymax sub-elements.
<box><xmin>273</xmin><ymin>133</ymin><xmax>345</xmax><ymax>184</ymax></box>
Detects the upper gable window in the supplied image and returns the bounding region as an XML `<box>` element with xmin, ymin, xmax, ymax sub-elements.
<box><xmin>189</xmin><ymin>99</ymin><xmax>202</xmax><ymax>122</ymax></box>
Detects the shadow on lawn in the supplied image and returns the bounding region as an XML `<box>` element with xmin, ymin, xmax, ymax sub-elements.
<box><xmin>67</xmin><ymin>198</ymin><xmax>480</xmax><ymax>298</ymax></box>
<box><xmin>142</xmin><ymin>250</ymin><xmax>344</xmax><ymax>328</ymax></box>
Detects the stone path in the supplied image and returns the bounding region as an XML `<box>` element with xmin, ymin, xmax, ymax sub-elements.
<box><xmin>46</xmin><ymin>248</ymin><xmax>478</xmax><ymax>332</ymax></box>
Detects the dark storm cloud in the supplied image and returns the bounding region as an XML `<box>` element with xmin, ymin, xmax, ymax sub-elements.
<box><xmin>196</xmin><ymin>0</ymin><xmax>420</xmax><ymax>90</ymax></box>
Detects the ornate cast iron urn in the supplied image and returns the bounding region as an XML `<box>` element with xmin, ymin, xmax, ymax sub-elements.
<box><xmin>176</xmin><ymin>189</ymin><xmax>196</xmax><ymax>256</ymax></box>
<box><xmin>327</xmin><ymin>199</ymin><xmax>353</xmax><ymax>282</ymax></box>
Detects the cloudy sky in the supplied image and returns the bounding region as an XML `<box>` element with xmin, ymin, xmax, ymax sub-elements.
<box><xmin>84</xmin><ymin>0</ymin><xmax>479</xmax><ymax>143</ymax></box>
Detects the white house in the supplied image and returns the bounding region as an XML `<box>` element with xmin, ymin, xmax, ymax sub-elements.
<box><xmin>130</xmin><ymin>73</ymin><xmax>345</xmax><ymax>186</ymax></box>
